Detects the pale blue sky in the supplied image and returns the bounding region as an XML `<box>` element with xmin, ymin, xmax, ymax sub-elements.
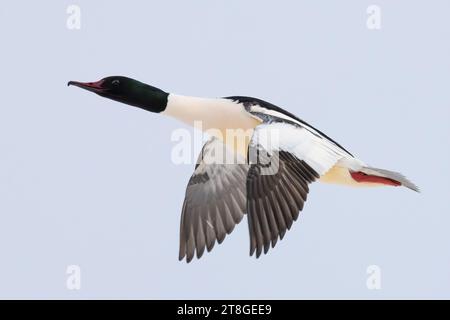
<box><xmin>0</xmin><ymin>1</ymin><xmax>449</xmax><ymax>299</ymax></box>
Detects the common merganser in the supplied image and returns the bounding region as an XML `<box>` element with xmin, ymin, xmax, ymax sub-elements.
<box><xmin>68</xmin><ymin>76</ymin><xmax>419</xmax><ymax>263</ymax></box>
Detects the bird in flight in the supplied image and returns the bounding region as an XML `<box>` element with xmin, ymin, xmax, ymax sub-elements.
<box><xmin>68</xmin><ymin>76</ymin><xmax>418</xmax><ymax>263</ymax></box>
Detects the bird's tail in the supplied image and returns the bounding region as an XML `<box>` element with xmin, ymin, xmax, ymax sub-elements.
<box><xmin>350</xmin><ymin>166</ymin><xmax>420</xmax><ymax>192</ymax></box>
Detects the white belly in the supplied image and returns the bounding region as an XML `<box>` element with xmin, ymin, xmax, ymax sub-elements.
<box><xmin>320</xmin><ymin>164</ymin><xmax>382</xmax><ymax>187</ymax></box>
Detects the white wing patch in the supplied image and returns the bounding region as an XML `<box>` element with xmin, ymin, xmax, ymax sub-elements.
<box><xmin>251</xmin><ymin>122</ymin><xmax>349</xmax><ymax>176</ymax></box>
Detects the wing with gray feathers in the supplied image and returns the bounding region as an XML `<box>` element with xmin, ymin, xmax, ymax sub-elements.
<box><xmin>179</xmin><ymin>137</ymin><xmax>249</xmax><ymax>262</ymax></box>
<box><xmin>246</xmin><ymin>148</ymin><xmax>319</xmax><ymax>257</ymax></box>
<box><xmin>245</xmin><ymin>119</ymin><xmax>346</xmax><ymax>257</ymax></box>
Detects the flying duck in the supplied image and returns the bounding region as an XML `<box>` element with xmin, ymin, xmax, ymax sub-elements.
<box><xmin>68</xmin><ymin>76</ymin><xmax>419</xmax><ymax>263</ymax></box>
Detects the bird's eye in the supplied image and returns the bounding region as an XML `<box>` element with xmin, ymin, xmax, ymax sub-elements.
<box><xmin>112</xmin><ymin>79</ymin><xmax>120</xmax><ymax>86</ymax></box>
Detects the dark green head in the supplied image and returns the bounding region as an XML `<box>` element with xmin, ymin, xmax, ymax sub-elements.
<box><xmin>68</xmin><ymin>76</ymin><xmax>168</xmax><ymax>113</ymax></box>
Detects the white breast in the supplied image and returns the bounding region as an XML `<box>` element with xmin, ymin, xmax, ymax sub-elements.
<box><xmin>162</xmin><ymin>94</ymin><xmax>261</xmax><ymax>156</ymax></box>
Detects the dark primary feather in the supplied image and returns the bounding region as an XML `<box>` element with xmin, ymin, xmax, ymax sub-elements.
<box><xmin>246</xmin><ymin>148</ymin><xmax>319</xmax><ymax>258</ymax></box>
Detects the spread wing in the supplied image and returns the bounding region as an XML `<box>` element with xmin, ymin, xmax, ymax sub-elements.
<box><xmin>178</xmin><ymin>137</ymin><xmax>249</xmax><ymax>262</ymax></box>
<box><xmin>246</xmin><ymin>120</ymin><xmax>349</xmax><ymax>257</ymax></box>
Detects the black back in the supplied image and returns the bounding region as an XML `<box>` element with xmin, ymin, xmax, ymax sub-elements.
<box><xmin>225</xmin><ymin>96</ymin><xmax>353</xmax><ymax>156</ymax></box>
